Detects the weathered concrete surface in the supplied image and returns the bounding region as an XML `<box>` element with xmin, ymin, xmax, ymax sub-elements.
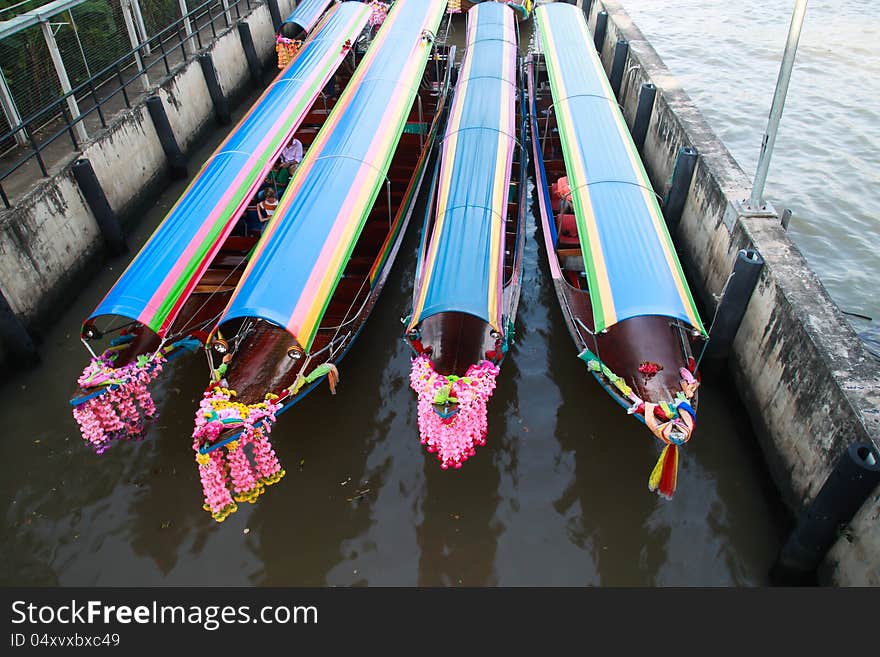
<box><xmin>81</xmin><ymin>104</ymin><xmax>167</xmax><ymax>222</ymax></box>
<box><xmin>0</xmin><ymin>0</ymin><xmax>295</xmax><ymax>354</ymax></box>
<box><xmin>158</xmin><ymin>61</ymin><xmax>215</xmax><ymax>154</ymax></box>
<box><xmin>586</xmin><ymin>0</ymin><xmax>880</xmax><ymax>584</ymax></box>
<box><xmin>0</xmin><ymin>176</ymin><xmax>100</xmax><ymax>320</ymax></box>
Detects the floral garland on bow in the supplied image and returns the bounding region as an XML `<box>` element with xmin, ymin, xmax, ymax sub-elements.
<box><xmin>584</xmin><ymin>352</ymin><xmax>700</xmax><ymax>499</ymax></box>
<box><xmin>367</xmin><ymin>1</ymin><xmax>389</xmax><ymax>28</ymax></box>
<box><xmin>275</xmin><ymin>34</ymin><xmax>302</xmax><ymax>70</ymax></box>
<box><xmin>409</xmin><ymin>355</ymin><xmax>500</xmax><ymax>469</ymax></box>
<box><xmin>72</xmin><ymin>350</ymin><xmax>166</xmax><ymax>454</ymax></box>
<box><xmin>192</xmin><ymin>385</ymin><xmax>284</xmax><ymax>522</ymax></box>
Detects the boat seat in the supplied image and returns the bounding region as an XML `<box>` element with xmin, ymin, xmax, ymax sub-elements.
<box><xmin>556</xmin><ymin>213</ymin><xmax>579</xmax><ymax>247</ymax></box>
<box><xmin>221</xmin><ymin>236</ymin><xmax>258</xmax><ymax>252</ymax></box>
<box><xmin>212</xmin><ymin>253</ymin><xmax>249</xmax><ymax>269</ymax></box>
<box><xmin>557</xmin><ymin>247</ymin><xmax>584</xmax><ymax>272</ymax></box>
<box><xmin>193</xmin><ymin>283</ymin><xmax>236</xmax><ymax>294</ymax></box>
<box><xmin>198</xmin><ymin>269</ymin><xmax>242</xmax><ymax>286</ymax></box>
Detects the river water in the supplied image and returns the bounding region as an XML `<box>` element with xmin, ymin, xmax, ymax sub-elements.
<box><xmin>621</xmin><ymin>0</ymin><xmax>880</xmax><ymax>350</ymax></box>
<box><xmin>0</xmin><ymin>8</ymin><xmax>788</xmax><ymax>587</ymax></box>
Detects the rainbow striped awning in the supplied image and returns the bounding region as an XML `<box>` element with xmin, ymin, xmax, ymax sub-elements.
<box><xmin>535</xmin><ymin>3</ymin><xmax>706</xmax><ymax>335</ymax></box>
<box><xmin>409</xmin><ymin>2</ymin><xmax>517</xmax><ymax>332</ymax></box>
<box><xmin>84</xmin><ymin>2</ymin><xmax>372</xmax><ymax>339</ymax></box>
<box><xmin>283</xmin><ymin>0</ymin><xmax>335</xmax><ymax>33</ymax></box>
<box><xmin>220</xmin><ymin>0</ymin><xmax>448</xmax><ymax>352</ymax></box>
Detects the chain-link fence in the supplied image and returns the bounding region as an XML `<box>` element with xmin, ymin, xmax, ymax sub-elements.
<box><xmin>0</xmin><ymin>0</ymin><xmax>265</xmax><ymax>206</ymax></box>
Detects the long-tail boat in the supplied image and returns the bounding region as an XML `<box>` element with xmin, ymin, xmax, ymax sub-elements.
<box><xmin>404</xmin><ymin>2</ymin><xmax>526</xmax><ymax>470</ymax></box>
<box><xmin>71</xmin><ymin>2</ymin><xmax>373</xmax><ymax>453</ymax></box>
<box><xmin>526</xmin><ymin>3</ymin><xmax>708</xmax><ymax>499</ymax></box>
<box><xmin>191</xmin><ymin>0</ymin><xmax>455</xmax><ymax>521</ymax></box>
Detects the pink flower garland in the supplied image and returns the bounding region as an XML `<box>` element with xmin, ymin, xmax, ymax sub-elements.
<box><xmin>409</xmin><ymin>355</ymin><xmax>500</xmax><ymax>469</ymax></box>
<box><xmin>368</xmin><ymin>1</ymin><xmax>389</xmax><ymax>28</ymax></box>
<box><xmin>72</xmin><ymin>352</ymin><xmax>165</xmax><ymax>453</ymax></box>
<box><xmin>191</xmin><ymin>386</ymin><xmax>284</xmax><ymax>522</ymax></box>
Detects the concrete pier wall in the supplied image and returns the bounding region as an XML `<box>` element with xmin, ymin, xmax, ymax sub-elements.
<box><xmin>0</xmin><ymin>0</ymin><xmax>295</xmax><ymax>330</ymax></box>
<box><xmin>585</xmin><ymin>0</ymin><xmax>880</xmax><ymax>584</ymax></box>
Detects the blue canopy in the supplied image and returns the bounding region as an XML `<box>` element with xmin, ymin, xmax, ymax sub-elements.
<box><xmin>84</xmin><ymin>3</ymin><xmax>371</xmax><ymax>338</ymax></box>
<box><xmin>283</xmin><ymin>0</ymin><xmax>336</xmax><ymax>33</ymax></box>
<box><xmin>534</xmin><ymin>3</ymin><xmax>705</xmax><ymax>334</ymax></box>
<box><xmin>221</xmin><ymin>0</ymin><xmax>449</xmax><ymax>351</ymax></box>
<box><xmin>409</xmin><ymin>2</ymin><xmax>517</xmax><ymax>332</ymax></box>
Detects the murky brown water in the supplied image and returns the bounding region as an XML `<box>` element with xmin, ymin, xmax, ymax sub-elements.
<box><xmin>0</xmin><ymin>8</ymin><xmax>785</xmax><ymax>587</ymax></box>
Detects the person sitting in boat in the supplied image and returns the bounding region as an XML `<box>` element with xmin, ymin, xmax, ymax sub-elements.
<box><xmin>280</xmin><ymin>137</ymin><xmax>303</xmax><ymax>170</ymax></box>
<box><xmin>266</xmin><ymin>161</ymin><xmax>292</xmax><ymax>191</ymax></box>
<box><xmin>257</xmin><ymin>186</ymin><xmax>279</xmax><ymax>229</ymax></box>
<box><xmin>244</xmin><ymin>193</ymin><xmax>263</xmax><ymax>236</ymax></box>
<box><xmin>554</xmin><ymin>175</ymin><xmax>573</xmax><ymax>215</ymax></box>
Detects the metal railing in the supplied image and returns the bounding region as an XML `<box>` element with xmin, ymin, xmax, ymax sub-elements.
<box><xmin>0</xmin><ymin>0</ymin><xmax>261</xmax><ymax>208</ymax></box>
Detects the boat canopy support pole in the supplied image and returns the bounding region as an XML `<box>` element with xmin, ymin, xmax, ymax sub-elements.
<box><xmin>238</xmin><ymin>22</ymin><xmax>264</xmax><ymax>88</ymax></box>
<box><xmin>609</xmin><ymin>39</ymin><xmax>628</xmax><ymax>99</ymax></box>
<box><xmin>702</xmin><ymin>248</ymin><xmax>764</xmax><ymax>366</ymax></box>
<box><xmin>631</xmin><ymin>82</ymin><xmax>656</xmax><ymax>154</ymax></box>
<box><xmin>0</xmin><ymin>289</ymin><xmax>38</xmax><ymax>368</ymax></box>
<box><xmin>593</xmin><ymin>11</ymin><xmax>608</xmax><ymax>54</ymax></box>
<box><xmin>199</xmin><ymin>53</ymin><xmax>232</xmax><ymax>125</ymax></box>
<box><xmin>146</xmin><ymin>96</ymin><xmax>187</xmax><ymax>179</ymax></box>
<box><xmin>662</xmin><ymin>145</ymin><xmax>698</xmax><ymax>233</ymax></box>
<box><xmin>771</xmin><ymin>442</ymin><xmax>880</xmax><ymax>585</ymax></box>
<box><xmin>72</xmin><ymin>158</ymin><xmax>127</xmax><ymax>256</ymax></box>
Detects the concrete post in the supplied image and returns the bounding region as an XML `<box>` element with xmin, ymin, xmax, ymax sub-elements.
<box><xmin>199</xmin><ymin>53</ymin><xmax>231</xmax><ymax>124</ymax></box>
<box><xmin>772</xmin><ymin>441</ymin><xmax>880</xmax><ymax>585</ymax></box>
<box><xmin>662</xmin><ymin>146</ymin><xmax>698</xmax><ymax>233</ymax></box>
<box><xmin>267</xmin><ymin>0</ymin><xmax>284</xmax><ymax>32</ymax></box>
<box><xmin>703</xmin><ymin>249</ymin><xmax>764</xmax><ymax>365</ymax></box>
<box><xmin>120</xmin><ymin>0</ymin><xmax>150</xmax><ymax>91</ymax></box>
<box><xmin>72</xmin><ymin>158</ymin><xmax>127</xmax><ymax>256</ymax></box>
<box><xmin>238</xmin><ymin>23</ymin><xmax>264</xmax><ymax>87</ymax></box>
<box><xmin>609</xmin><ymin>39</ymin><xmax>628</xmax><ymax>99</ymax></box>
<box><xmin>146</xmin><ymin>95</ymin><xmax>187</xmax><ymax>179</ymax></box>
<box><xmin>39</xmin><ymin>20</ymin><xmax>88</xmax><ymax>144</ymax></box>
<box><xmin>631</xmin><ymin>82</ymin><xmax>656</xmax><ymax>154</ymax></box>
<box><xmin>0</xmin><ymin>67</ymin><xmax>28</xmax><ymax>148</ymax></box>
<box><xmin>593</xmin><ymin>11</ymin><xmax>608</xmax><ymax>53</ymax></box>
<box><xmin>0</xmin><ymin>289</ymin><xmax>39</xmax><ymax>368</ymax></box>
